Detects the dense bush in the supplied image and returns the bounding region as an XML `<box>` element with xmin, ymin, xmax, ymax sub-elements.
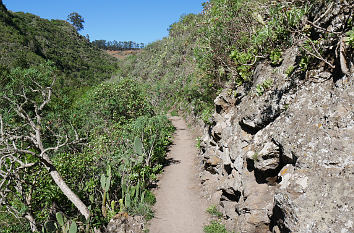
<box><xmin>0</xmin><ymin>3</ymin><xmax>174</xmax><ymax>231</ymax></box>
<box><xmin>204</xmin><ymin>221</ymin><xmax>231</xmax><ymax>233</ymax></box>
<box><xmin>56</xmin><ymin>78</ymin><xmax>175</xmax><ymax>227</ymax></box>
<box><xmin>71</xmin><ymin>78</ymin><xmax>154</xmax><ymax>132</ymax></box>
<box><xmin>0</xmin><ymin>64</ymin><xmax>175</xmax><ymax>231</ymax></box>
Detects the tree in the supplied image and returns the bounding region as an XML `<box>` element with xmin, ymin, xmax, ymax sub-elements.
<box><xmin>67</xmin><ymin>12</ymin><xmax>84</xmax><ymax>31</ymax></box>
<box><xmin>0</xmin><ymin>62</ymin><xmax>90</xmax><ymax>231</ymax></box>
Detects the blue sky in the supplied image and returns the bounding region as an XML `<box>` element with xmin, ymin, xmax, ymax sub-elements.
<box><xmin>3</xmin><ymin>0</ymin><xmax>205</xmax><ymax>44</ymax></box>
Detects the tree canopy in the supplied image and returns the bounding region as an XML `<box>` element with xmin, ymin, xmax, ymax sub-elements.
<box><xmin>67</xmin><ymin>12</ymin><xmax>84</xmax><ymax>31</ymax></box>
<box><xmin>92</xmin><ymin>40</ymin><xmax>145</xmax><ymax>51</ymax></box>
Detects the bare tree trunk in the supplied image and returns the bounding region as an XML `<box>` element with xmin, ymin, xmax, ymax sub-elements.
<box><xmin>339</xmin><ymin>37</ymin><xmax>350</xmax><ymax>76</ymax></box>
<box><xmin>24</xmin><ymin>212</ymin><xmax>38</xmax><ymax>232</ymax></box>
<box><xmin>42</xmin><ymin>154</ymin><xmax>90</xmax><ymax>219</ymax></box>
<box><xmin>1</xmin><ymin>77</ymin><xmax>91</xmax><ymax>224</ymax></box>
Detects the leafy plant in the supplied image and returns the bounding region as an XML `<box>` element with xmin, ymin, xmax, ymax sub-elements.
<box><xmin>101</xmin><ymin>166</ymin><xmax>112</xmax><ymax>218</ymax></box>
<box><xmin>196</xmin><ymin>137</ymin><xmax>202</xmax><ymax>150</ymax></box>
<box><xmin>299</xmin><ymin>56</ymin><xmax>309</xmax><ymax>71</ymax></box>
<box><xmin>256</xmin><ymin>79</ymin><xmax>273</xmax><ymax>96</ymax></box>
<box><xmin>270</xmin><ymin>49</ymin><xmax>283</xmax><ymax>65</ymax></box>
<box><xmin>344</xmin><ymin>28</ymin><xmax>354</xmax><ymax>47</ymax></box>
<box><xmin>201</xmin><ymin>105</ymin><xmax>214</xmax><ymax>125</ymax></box>
<box><xmin>55</xmin><ymin>212</ymin><xmax>77</xmax><ymax>233</ymax></box>
<box><xmin>285</xmin><ymin>65</ymin><xmax>295</xmax><ymax>77</ymax></box>
<box><xmin>170</xmin><ymin>109</ymin><xmax>179</xmax><ymax>116</ymax></box>
<box><xmin>206</xmin><ymin>205</ymin><xmax>223</xmax><ymax>218</ymax></box>
<box><xmin>204</xmin><ymin>221</ymin><xmax>231</xmax><ymax>233</ymax></box>
<box><xmin>252</xmin><ymin>152</ymin><xmax>259</xmax><ymax>162</ymax></box>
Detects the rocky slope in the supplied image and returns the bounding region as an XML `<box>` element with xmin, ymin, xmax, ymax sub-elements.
<box><xmin>199</xmin><ymin>2</ymin><xmax>353</xmax><ymax>232</ymax></box>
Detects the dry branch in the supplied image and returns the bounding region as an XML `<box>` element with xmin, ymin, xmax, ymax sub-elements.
<box><xmin>0</xmin><ymin>77</ymin><xmax>90</xmax><ymax>231</ymax></box>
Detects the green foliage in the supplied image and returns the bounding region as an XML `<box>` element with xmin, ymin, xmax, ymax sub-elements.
<box><xmin>101</xmin><ymin>166</ymin><xmax>112</xmax><ymax>192</ymax></box>
<box><xmin>299</xmin><ymin>55</ymin><xmax>310</xmax><ymax>71</ymax></box>
<box><xmin>195</xmin><ymin>0</ymin><xmax>308</xmax><ymax>88</ymax></box>
<box><xmin>170</xmin><ymin>109</ymin><xmax>179</xmax><ymax>116</ymax></box>
<box><xmin>1</xmin><ymin>61</ymin><xmax>55</xmax><ymax>104</ymax></box>
<box><xmin>256</xmin><ymin>79</ymin><xmax>273</xmax><ymax>96</ymax></box>
<box><xmin>0</xmin><ymin>72</ymin><xmax>175</xmax><ymax>230</ymax></box>
<box><xmin>0</xmin><ymin>213</ymin><xmax>31</xmax><ymax>233</ymax></box>
<box><xmin>0</xmin><ymin>63</ymin><xmax>75</xmax><ymax>226</ymax></box>
<box><xmin>230</xmin><ymin>49</ymin><xmax>256</xmax><ymax>81</ymax></box>
<box><xmin>196</xmin><ymin>137</ymin><xmax>202</xmax><ymax>150</ymax></box>
<box><xmin>72</xmin><ymin>78</ymin><xmax>153</xmax><ymax>132</ymax></box>
<box><xmin>252</xmin><ymin>152</ymin><xmax>259</xmax><ymax>162</ymax></box>
<box><xmin>270</xmin><ymin>49</ymin><xmax>283</xmax><ymax>65</ymax></box>
<box><xmin>345</xmin><ymin>28</ymin><xmax>354</xmax><ymax>47</ymax></box>
<box><xmin>204</xmin><ymin>221</ymin><xmax>231</xmax><ymax>233</ymax></box>
<box><xmin>116</xmin><ymin>0</ymin><xmax>310</xmax><ymax>121</ymax></box>
<box><xmin>0</xmin><ymin>8</ymin><xmax>173</xmax><ymax>228</ymax></box>
<box><xmin>201</xmin><ymin>105</ymin><xmax>214</xmax><ymax>125</ymax></box>
<box><xmin>55</xmin><ymin>212</ymin><xmax>77</xmax><ymax>233</ymax></box>
<box><xmin>143</xmin><ymin>191</ymin><xmax>156</xmax><ymax>206</ymax></box>
<box><xmin>117</xmin><ymin>13</ymin><xmax>216</xmax><ymax>118</ymax></box>
<box><xmin>54</xmin><ymin>80</ymin><xmax>174</xmax><ymax>225</ymax></box>
<box><xmin>206</xmin><ymin>205</ymin><xmax>223</xmax><ymax>218</ymax></box>
<box><xmin>56</xmin><ymin>212</ymin><xmax>64</xmax><ymax>227</ymax></box>
<box><xmin>67</xmin><ymin>12</ymin><xmax>84</xmax><ymax>31</ymax></box>
<box><xmin>0</xmin><ymin>8</ymin><xmax>117</xmax><ymax>89</ymax></box>
<box><xmin>101</xmin><ymin>166</ymin><xmax>112</xmax><ymax>218</ymax></box>
<box><xmin>134</xmin><ymin>137</ymin><xmax>144</xmax><ymax>156</ymax></box>
<box><xmin>285</xmin><ymin>65</ymin><xmax>295</xmax><ymax>77</ymax></box>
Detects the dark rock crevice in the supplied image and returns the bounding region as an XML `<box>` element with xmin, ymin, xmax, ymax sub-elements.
<box><xmin>220</xmin><ymin>189</ymin><xmax>241</xmax><ymax>203</ymax></box>
<box><xmin>247</xmin><ymin>139</ymin><xmax>297</xmax><ymax>185</ymax></box>
<box><xmin>269</xmin><ymin>204</ymin><xmax>291</xmax><ymax>233</ymax></box>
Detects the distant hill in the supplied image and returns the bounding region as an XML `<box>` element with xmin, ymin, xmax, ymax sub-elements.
<box><xmin>0</xmin><ymin>2</ymin><xmax>117</xmax><ymax>88</ymax></box>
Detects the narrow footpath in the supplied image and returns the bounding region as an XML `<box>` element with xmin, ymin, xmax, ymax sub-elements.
<box><xmin>149</xmin><ymin>116</ymin><xmax>208</xmax><ymax>233</ymax></box>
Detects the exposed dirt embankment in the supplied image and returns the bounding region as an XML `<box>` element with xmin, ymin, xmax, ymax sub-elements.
<box><xmin>105</xmin><ymin>50</ymin><xmax>140</xmax><ymax>59</ymax></box>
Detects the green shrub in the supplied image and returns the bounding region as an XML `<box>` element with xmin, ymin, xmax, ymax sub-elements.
<box><xmin>256</xmin><ymin>79</ymin><xmax>273</xmax><ymax>96</ymax></box>
<box><xmin>206</xmin><ymin>205</ymin><xmax>223</xmax><ymax>218</ymax></box>
<box><xmin>345</xmin><ymin>28</ymin><xmax>354</xmax><ymax>47</ymax></box>
<box><xmin>0</xmin><ymin>213</ymin><xmax>31</xmax><ymax>233</ymax></box>
<box><xmin>71</xmin><ymin>77</ymin><xmax>153</xmax><ymax>132</ymax></box>
<box><xmin>285</xmin><ymin>65</ymin><xmax>295</xmax><ymax>77</ymax></box>
<box><xmin>204</xmin><ymin>221</ymin><xmax>231</xmax><ymax>233</ymax></box>
<box><xmin>270</xmin><ymin>49</ymin><xmax>283</xmax><ymax>65</ymax></box>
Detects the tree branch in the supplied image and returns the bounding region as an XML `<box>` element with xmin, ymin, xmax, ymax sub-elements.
<box><xmin>1</xmin><ymin>77</ymin><xmax>91</xmax><ymax>223</ymax></box>
<box><xmin>339</xmin><ymin>37</ymin><xmax>350</xmax><ymax>76</ymax></box>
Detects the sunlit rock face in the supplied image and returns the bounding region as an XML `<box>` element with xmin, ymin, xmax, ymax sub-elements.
<box><xmin>199</xmin><ymin>2</ymin><xmax>353</xmax><ymax>231</ymax></box>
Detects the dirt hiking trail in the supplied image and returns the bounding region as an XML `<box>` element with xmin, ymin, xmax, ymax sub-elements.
<box><xmin>149</xmin><ymin>116</ymin><xmax>208</xmax><ymax>233</ymax></box>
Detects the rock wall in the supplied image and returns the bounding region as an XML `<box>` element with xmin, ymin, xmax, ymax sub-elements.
<box><xmin>199</xmin><ymin>2</ymin><xmax>353</xmax><ymax>232</ymax></box>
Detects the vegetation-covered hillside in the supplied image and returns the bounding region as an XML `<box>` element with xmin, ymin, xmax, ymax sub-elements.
<box><xmin>0</xmin><ymin>2</ymin><xmax>174</xmax><ymax>232</ymax></box>
<box><xmin>0</xmin><ymin>2</ymin><xmax>117</xmax><ymax>89</ymax></box>
<box><xmin>119</xmin><ymin>0</ymin><xmax>353</xmax><ymax>123</ymax></box>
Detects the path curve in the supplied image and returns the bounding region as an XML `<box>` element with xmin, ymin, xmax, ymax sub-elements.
<box><xmin>149</xmin><ymin>116</ymin><xmax>208</xmax><ymax>233</ymax></box>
